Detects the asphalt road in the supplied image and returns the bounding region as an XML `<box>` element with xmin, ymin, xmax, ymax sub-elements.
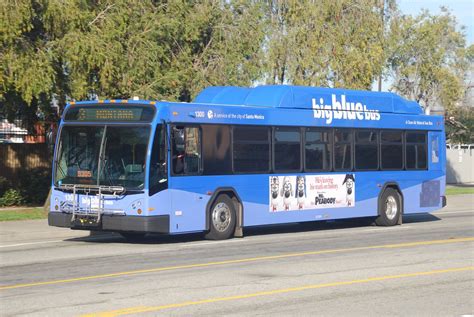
<box><xmin>1</xmin><ymin>194</ymin><xmax>473</xmax><ymax>316</ymax></box>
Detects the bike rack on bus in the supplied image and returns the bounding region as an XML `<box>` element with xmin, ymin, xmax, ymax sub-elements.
<box><xmin>58</xmin><ymin>184</ymin><xmax>126</xmax><ymax>223</ymax></box>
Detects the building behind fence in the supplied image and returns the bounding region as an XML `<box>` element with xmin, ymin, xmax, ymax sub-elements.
<box><xmin>0</xmin><ymin>143</ymin><xmax>52</xmax><ymax>205</ymax></box>
<box><xmin>446</xmin><ymin>144</ymin><xmax>474</xmax><ymax>184</ymax></box>
<box><xmin>0</xmin><ymin>143</ymin><xmax>52</xmax><ymax>183</ymax></box>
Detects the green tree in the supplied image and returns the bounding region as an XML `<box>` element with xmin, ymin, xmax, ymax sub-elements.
<box><xmin>1</xmin><ymin>0</ymin><xmax>57</xmax><ymax>126</ymax></box>
<box><xmin>48</xmin><ymin>0</ymin><xmax>266</xmax><ymax>102</ymax></box>
<box><xmin>446</xmin><ymin>107</ymin><xmax>474</xmax><ymax>143</ymax></box>
<box><xmin>388</xmin><ymin>8</ymin><xmax>469</xmax><ymax>113</ymax></box>
<box><xmin>1</xmin><ymin>0</ymin><xmax>266</xmax><ymax>124</ymax></box>
<box><xmin>264</xmin><ymin>0</ymin><xmax>389</xmax><ymax>90</ymax></box>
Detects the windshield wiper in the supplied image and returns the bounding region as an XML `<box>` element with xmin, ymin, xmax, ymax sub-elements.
<box><xmin>54</xmin><ymin>141</ymin><xmax>67</xmax><ymax>181</ymax></box>
<box><xmin>97</xmin><ymin>127</ymin><xmax>110</xmax><ymax>186</ymax></box>
<box><xmin>101</xmin><ymin>159</ymin><xmax>116</xmax><ymax>187</ymax></box>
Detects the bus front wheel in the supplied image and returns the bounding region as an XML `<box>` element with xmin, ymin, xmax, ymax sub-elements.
<box><xmin>375</xmin><ymin>188</ymin><xmax>401</xmax><ymax>226</ymax></box>
<box><xmin>205</xmin><ymin>195</ymin><xmax>236</xmax><ymax>240</ymax></box>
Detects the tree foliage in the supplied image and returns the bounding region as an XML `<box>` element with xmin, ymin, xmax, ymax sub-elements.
<box><xmin>1</xmin><ymin>0</ymin><xmax>472</xmax><ymax>131</ymax></box>
<box><xmin>388</xmin><ymin>8</ymin><xmax>470</xmax><ymax>113</ymax></box>
<box><xmin>264</xmin><ymin>0</ymin><xmax>391</xmax><ymax>90</ymax></box>
<box><xmin>1</xmin><ymin>0</ymin><xmax>266</xmax><ymax>122</ymax></box>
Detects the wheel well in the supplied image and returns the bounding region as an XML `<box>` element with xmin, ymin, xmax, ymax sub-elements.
<box><xmin>378</xmin><ymin>182</ymin><xmax>404</xmax><ymax>215</ymax></box>
<box><xmin>205</xmin><ymin>187</ymin><xmax>243</xmax><ymax>231</ymax></box>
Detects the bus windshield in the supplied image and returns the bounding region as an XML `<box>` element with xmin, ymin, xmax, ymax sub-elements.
<box><xmin>54</xmin><ymin>125</ymin><xmax>150</xmax><ymax>190</ymax></box>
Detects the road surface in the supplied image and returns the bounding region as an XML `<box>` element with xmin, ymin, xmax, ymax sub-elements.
<box><xmin>1</xmin><ymin>194</ymin><xmax>473</xmax><ymax>316</ymax></box>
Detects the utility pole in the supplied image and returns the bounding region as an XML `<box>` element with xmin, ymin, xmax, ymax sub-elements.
<box><xmin>378</xmin><ymin>0</ymin><xmax>384</xmax><ymax>92</ymax></box>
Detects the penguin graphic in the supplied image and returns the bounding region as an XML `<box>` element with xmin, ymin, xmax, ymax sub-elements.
<box><xmin>295</xmin><ymin>176</ymin><xmax>306</xmax><ymax>209</ymax></box>
<box><xmin>270</xmin><ymin>176</ymin><xmax>280</xmax><ymax>212</ymax></box>
<box><xmin>280</xmin><ymin>176</ymin><xmax>293</xmax><ymax>211</ymax></box>
<box><xmin>342</xmin><ymin>174</ymin><xmax>355</xmax><ymax>206</ymax></box>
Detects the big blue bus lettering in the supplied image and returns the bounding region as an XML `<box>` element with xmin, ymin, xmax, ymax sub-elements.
<box><xmin>48</xmin><ymin>86</ymin><xmax>446</xmax><ymax>240</ymax></box>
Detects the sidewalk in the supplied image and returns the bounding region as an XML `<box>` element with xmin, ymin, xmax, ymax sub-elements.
<box><xmin>0</xmin><ymin>219</ymin><xmax>91</xmax><ymax>244</ymax></box>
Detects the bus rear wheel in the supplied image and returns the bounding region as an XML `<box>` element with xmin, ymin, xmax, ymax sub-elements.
<box><xmin>205</xmin><ymin>195</ymin><xmax>236</xmax><ymax>240</ymax></box>
<box><xmin>375</xmin><ymin>188</ymin><xmax>401</xmax><ymax>226</ymax></box>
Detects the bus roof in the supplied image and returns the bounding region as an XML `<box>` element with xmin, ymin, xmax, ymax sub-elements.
<box><xmin>66</xmin><ymin>85</ymin><xmax>426</xmax><ymax>117</ymax></box>
<box><xmin>194</xmin><ymin>85</ymin><xmax>423</xmax><ymax>115</ymax></box>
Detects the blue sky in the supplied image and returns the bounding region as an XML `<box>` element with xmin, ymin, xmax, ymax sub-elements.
<box><xmin>398</xmin><ymin>0</ymin><xmax>473</xmax><ymax>45</ymax></box>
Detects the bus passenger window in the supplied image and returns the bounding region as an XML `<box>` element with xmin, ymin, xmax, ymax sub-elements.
<box><xmin>381</xmin><ymin>131</ymin><xmax>403</xmax><ymax>170</ymax></box>
<box><xmin>172</xmin><ymin>126</ymin><xmax>201</xmax><ymax>175</ymax></box>
<box><xmin>184</xmin><ymin>127</ymin><xmax>201</xmax><ymax>173</ymax></box>
<box><xmin>334</xmin><ymin>129</ymin><xmax>352</xmax><ymax>170</ymax></box>
<box><xmin>233</xmin><ymin>126</ymin><xmax>270</xmax><ymax>173</ymax></box>
<box><xmin>406</xmin><ymin>132</ymin><xmax>427</xmax><ymax>170</ymax></box>
<box><xmin>355</xmin><ymin>130</ymin><xmax>378</xmax><ymax>170</ymax></box>
<box><xmin>202</xmin><ymin>125</ymin><xmax>232</xmax><ymax>175</ymax></box>
<box><xmin>305</xmin><ymin>128</ymin><xmax>331</xmax><ymax>171</ymax></box>
<box><xmin>274</xmin><ymin>127</ymin><xmax>301</xmax><ymax>172</ymax></box>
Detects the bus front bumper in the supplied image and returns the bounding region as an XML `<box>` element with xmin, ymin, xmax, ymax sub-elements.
<box><xmin>48</xmin><ymin>212</ymin><xmax>169</xmax><ymax>234</ymax></box>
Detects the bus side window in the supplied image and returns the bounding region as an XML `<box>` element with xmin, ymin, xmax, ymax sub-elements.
<box><xmin>172</xmin><ymin>126</ymin><xmax>201</xmax><ymax>175</ymax></box>
<box><xmin>431</xmin><ymin>135</ymin><xmax>439</xmax><ymax>163</ymax></box>
<box><xmin>406</xmin><ymin>132</ymin><xmax>427</xmax><ymax>170</ymax></box>
<box><xmin>184</xmin><ymin>127</ymin><xmax>201</xmax><ymax>173</ymax></box>
<box><xmin>381</xmin><ymin>130</ymin><xmax>403</xmax><ymax>170</ymax></box>
<box><xmin>334</xmin><ymin>129</ymin><xmax>352</xmax><ymax>170</ymax></box>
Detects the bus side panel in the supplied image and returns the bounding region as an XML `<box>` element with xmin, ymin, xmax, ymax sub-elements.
<box><xmin>402</xmin><ymin>178</ymin><xmax>445</xmax><ymax>214</ymax></box>
<box><xmin>169</xmin><ymin>177</ymin><xmax>208</xmax><ymax>233</ymax></box>
<box><xmin>168</xmin><ymin>174</ymin><xmax>381</xmax><ymax>228</ymax></box>
<box><xmin>147</xmin><ymin>189</ymin><xmax>172</xmax><ymax>220</ymax></box>
<box><xmin>165</xmin><ymin>171</ymin><xmax>445</xmax><ymax>233</ymax></box>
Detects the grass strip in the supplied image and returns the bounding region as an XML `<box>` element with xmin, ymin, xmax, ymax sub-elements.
<box><xmin>446</xmin><ymin>187</ymin><xmax>474</xmax><ymax>195</ymax></box>
<box><xmin>0</xmin><ymin>207</ymin><xmax>47</xmax><ymax>221</ymax></box>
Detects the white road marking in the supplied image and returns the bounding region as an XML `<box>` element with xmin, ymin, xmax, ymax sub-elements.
<box><xmin>0</xmin><ymin>240</ymin><xmax>66</xmax><ymax>248</ymax></box>
<box><xmin>0</xmin><ymin>235</ymin><xmax>113</xmax><ymax>249</ymax></box>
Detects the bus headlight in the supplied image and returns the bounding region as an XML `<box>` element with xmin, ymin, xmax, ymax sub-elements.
<box><xmin>129</xmin><ymin>199</ymin><xmax>145</xmax><ymax>215</ymax></box>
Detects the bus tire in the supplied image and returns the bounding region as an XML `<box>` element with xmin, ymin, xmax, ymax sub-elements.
<box><xmin>205</xmin><ymin>195</ymin><xmax>236</xmax><ymax>240</ymax></box>
<box><xmin>375</xmin><ymin>188</ymin><xmax>401</xmax><ymax>226</ymax></box>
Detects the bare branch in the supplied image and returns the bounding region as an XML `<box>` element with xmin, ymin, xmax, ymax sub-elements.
<box><xmin>89</xmin><ymin>4</ymin><xmax>116</xmax><ymax>26</ymax></box>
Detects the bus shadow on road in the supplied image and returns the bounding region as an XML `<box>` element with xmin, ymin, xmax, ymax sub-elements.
<box><xmin>65</xmin><ymin>231</ymin><xmax>206</xmax><ymax>245</ymax></box>
<box><xmin>64</xmin><ymin>213</ymin><xmax>441</xmax><ymax>244</ymax></box>
<box><xmin>402</xmin><ymin>213</ymin><xmax>441</xmax><ymax>224</ymax></box>
<box><xmin>243</xmin><ymin>213</ymin><xmax>441</xmax><ymax>237</ymax></box>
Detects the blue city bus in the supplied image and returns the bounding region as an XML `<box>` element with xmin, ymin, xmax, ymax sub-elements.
<box><xmin>48</xmin><ymin>85</ymin><xmax>446</xmax><ymax>240</ymax></box>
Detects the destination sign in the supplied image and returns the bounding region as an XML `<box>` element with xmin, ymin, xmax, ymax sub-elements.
<box><xmin>65</xmin><ymin>105</ymin><xmax>155</xmax><ymax>122</ymax></box>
